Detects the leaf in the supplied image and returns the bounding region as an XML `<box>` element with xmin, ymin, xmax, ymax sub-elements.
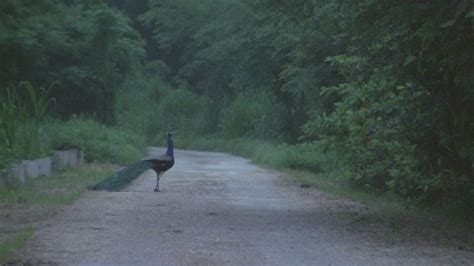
<box><xmin>403</xmin><ymin>55</ymin><xmax>416</xmax><ymax>66</ymax></box>
<box><xmin>440</xmin><ymin>19</ymin><xmax>456</xmax><ymax>28</ymax></box>
<box><xmin>465</xmin><ymin>9</ymin><xmax>474</xmax><ymax>18</ymax></box>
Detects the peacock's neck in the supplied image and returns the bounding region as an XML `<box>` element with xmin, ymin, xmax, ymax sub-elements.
<box><xmin>166</xmin><ymin>135</ymin><xmax>174</xmax><ymax>158</ymax></box>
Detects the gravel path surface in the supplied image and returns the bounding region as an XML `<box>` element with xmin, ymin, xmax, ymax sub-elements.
<box><xmin>20</xmin><ymin>148</ymin><xmax>474</xmax><ymax>265</ymax></box>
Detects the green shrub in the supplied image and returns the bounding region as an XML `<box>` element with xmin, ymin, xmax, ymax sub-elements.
<box><xmin>115</xmin><ymin>77</ymin><xmax>162</xmax><ymax>136</ymax></box>
<box><xmin>220</xmin><ymin>91</ymin><xmax>285</xmax><ymax>140</ymax></box>
<box><xmin>116</xmin><ymin>77</ymin><xmax>216</xmax><ymax>144</ymax></box>
<box><xmin>302</xmin><ymin>78</ymin><xmax>474</xmax><ymax>207</ymax></box>
<box><xmin>149</xmin><ymin>88</ymin><xmax>214</xmax><ymax>143</ymax></box>
<box><xmin>44</xmin><ymin>118</ymin><xmax>146</xmax><ymax>164</ymax></box>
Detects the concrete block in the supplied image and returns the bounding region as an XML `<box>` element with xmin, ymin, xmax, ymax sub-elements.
<box><xmin>78</xmin><ymin>150</ymin><xmax>84</xmax><ymax>164</ymax></box>
<box><xmin>0</xmin><ymin>170</ymin><xmax>7</xmax><ymax>186</ymax></box>
<box><xmin>54</xmin><ymin>149</ymin><xmax>84</xmax><ymax>169</ymax></box>
<box><xmin>10</xmin><ymin>162</ymin><xmax>27</xmax><ymax>183</ymax></box>
<box><xmin>23</xmin><ymin>157</ymin><xmax>52</xmax><ymax>180</ymax></box>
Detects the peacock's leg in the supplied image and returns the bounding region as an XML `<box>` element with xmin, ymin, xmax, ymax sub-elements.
<box><xmin>154</xmin><ymin>172</ymin><xmax>163</xmax><ymax>192</ymax></box>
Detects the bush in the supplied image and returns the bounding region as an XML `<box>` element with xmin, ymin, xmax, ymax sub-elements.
<box><xmin>302</xmin><ymin>78</ymin><xmax>474</xmax><ymax>208</ymax></box>
<box><xmin>220</xmin><ymin>91</ymin><xmax>285</xmax><ymax>140</ymax></box>
<box><xmin>115</xmin><ymin>77</ymin><xmax>162</xmax><ymax>137</ymax></box>
<box><xmin>44</xmin><ymin>118</ymin><xmax>146</xmax><ymax>164</ymax></box>
<box><xmin>148</xmin><ymin>87</ymin><xmax>214</xmax><ymax>143</ymax></box>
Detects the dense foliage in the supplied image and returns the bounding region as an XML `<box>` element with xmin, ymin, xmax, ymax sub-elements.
<box><xmin>0</xmin><ymin>0</ymin><xmax>145</xmax><ymax>122</ymax></box>
<box><xmin>1</xmin><ymin>0</ymin><xmax>472</xmax><ymax>209</ymax></box>
<box><xmin>44</xmin><ymin>118</ymin><xmax>146</xmax><ymax>164</ymax></box>
<box><xmin>139</xmin><ymin>0</ymin><xmax>474</xmax><ymax>207</ymax></box>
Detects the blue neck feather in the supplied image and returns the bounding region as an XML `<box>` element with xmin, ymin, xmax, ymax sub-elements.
<box><xmin>166</xmin><ymin>134</ymin><xmax>174</xmax><ymax>158</ymax></box>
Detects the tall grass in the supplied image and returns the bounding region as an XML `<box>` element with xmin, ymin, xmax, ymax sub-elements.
<box><xmin>0</xmin><ymin>82</ymin><xmax>53</xmax><ymax>168</ymax></box>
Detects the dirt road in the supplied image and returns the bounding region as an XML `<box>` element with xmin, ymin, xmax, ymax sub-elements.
<box><xmin>21</xmin><ymin>149</ymin><xmax>473</xmax><ymax>265</ymax></box>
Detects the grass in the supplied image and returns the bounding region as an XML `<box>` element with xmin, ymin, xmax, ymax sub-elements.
<box><xmin>0</xmin><ymin>164</ymin><xmax>118</xmax><ymax>205</ymax></box>
<box><xmin>0</xmin><ymin>228</ymin><xmax>34</xmax><ymax>262</ymax></box>
<box><xmin>0</xmin><ymin>163</ymin><xmax>117</xmax><ymax>263</ymax></box>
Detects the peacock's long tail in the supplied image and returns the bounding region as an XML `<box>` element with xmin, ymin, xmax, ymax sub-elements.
<box><xmin>88</xmin><ymin>160</ymin><xmax>153</xmax><ymax>191</ymax></box>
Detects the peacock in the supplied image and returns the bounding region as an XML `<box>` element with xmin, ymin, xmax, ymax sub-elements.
<box><xmin>89</xmin><ymin>132</ymin><xmax>174</xmax><ymax>192</ymax></box>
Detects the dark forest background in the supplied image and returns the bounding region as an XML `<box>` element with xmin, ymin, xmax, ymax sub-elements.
<box><xmin>1</xmin><ymin>0</ymin><xmax>473</xmax><ymax>211</ymax></box>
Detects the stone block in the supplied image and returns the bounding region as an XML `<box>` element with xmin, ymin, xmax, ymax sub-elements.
<box><xmin>54</xmin><ymin>149</ymin><xmax>84</xmax><ymax>169</ymax></box>
<box><xmin>0</xmin><ymin>170</ymin><xmax>7</xmax><ymax>186</ymax></box>
<box><xmin>23</xmin><ymin>157</ymin><xmax>52</xmax><ymax>179</ymax></box>
<box><xmin>10</xmin><ymin>162</ymin><xmax>27</xmax><ymax>183</ymax></box>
